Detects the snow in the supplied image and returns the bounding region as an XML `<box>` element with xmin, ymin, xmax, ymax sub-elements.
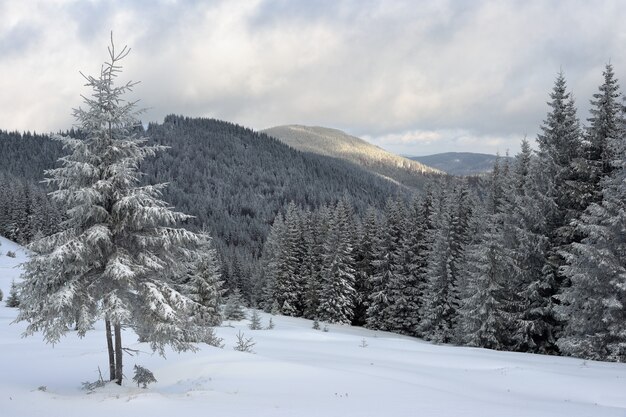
<box><xmin>1</xmin><ymin>235</ymin><xmax>625</xmax><ymax>417</ymax></box>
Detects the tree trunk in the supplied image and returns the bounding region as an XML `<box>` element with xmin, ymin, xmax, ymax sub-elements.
<box><xmin>105</xmin><ymin>318</ymin><xmax>115</xmax><ymax>381</ymax></box>
<box><xmin>114</xmin><ymin>322</ymin><xmax>123</xmax><ymax>385</ymax></box>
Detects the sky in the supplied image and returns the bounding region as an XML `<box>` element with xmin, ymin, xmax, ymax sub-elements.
<box><xmin>0</xmin><ymin>0</ymin><xmax>624</xmax><ymax>156</ymax></box>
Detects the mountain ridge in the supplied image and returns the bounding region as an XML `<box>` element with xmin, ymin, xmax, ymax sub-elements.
<box><xmin>408</xmin><ymin>151</ymin><xmax>507</xmax><ymax>176</ymax></box>
<box><xmin>263</xmin><ymin>125</ymin><xmax>442</xmax><ymax>190</ymax></box>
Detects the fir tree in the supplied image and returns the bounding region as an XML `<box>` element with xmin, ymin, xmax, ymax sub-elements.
<box><xmin>317</xmin><ymin>199</ymin><xmax>357</xmax><ymax>324</ymax></box>
<box><xmin>559</xmin><ymin>88</ymin><xmax>626</xmax><ymax>361</ymax></box>
<box><xmin>533</xmin><ymin>72</ymin><xmax>582</xmax><ymax>353</ymax></box>
<box><xmin>351</xmin><ymin>207</ymin><xmax>378</xmax><ymax>326</ymax></box>
<box><xmin>6</xmin><ymin>280</ymin><xmax>20</xmax><ymax>308</ymax></box>
<box><xmin>183</xmin><ymin>236</ymin><xmax>224</xmax><ymax>337</ymax></box>
<box><xmin>223</xmin><ymin>288</ymin><xmax>247</xmax><ymax>321</ymax></box>
<box><xmin>420</xmin><ymin>183</ymin><xmax>467</xmax><ymax>343</ymax></box>
<box><xmin>16</xmin><ymin>37</ymin><xmax>216</xmax><ymax>385</ymax></box>
<box><xmin>365</xmin><ymin>200</ymin><xmax>404</xmax><ymax>330</ymax></box>
<box><xmin>248</xmin><ymin>310</ymin><xmax>262</xmax><ymax>330</ymax></box>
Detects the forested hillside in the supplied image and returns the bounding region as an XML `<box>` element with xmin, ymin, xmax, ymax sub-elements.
<box><xmin>0</xmin><ymin>117</ymin><xmax>411</xmax><ymax>297</ymax></box>
<box><xmin>143</xmin><ymin>116</ymin><xmax>409</xmax><ymax>293</ymax></box>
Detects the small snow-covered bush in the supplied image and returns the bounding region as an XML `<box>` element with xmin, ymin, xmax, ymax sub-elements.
<box><xmin>0</xmin><ymin>288</ymin><xmax>3</xmax><ymax>302</ymax></box>
<box><xmin>266</xmin><ymin>317</ymin><xmax>275</xmax><ymax>330</ymax></box>
<box><xmin>6</xmin><ymin>281</ymin><xmax>19</xmax><ymax>307</ymax></box>
<box><xmin>6</xmin><ymin>250</ymin><xmax>16</xmax><ymax>258</ymax></box>
<box><xmin>233</xmin><ymin>330</ymin><xmax>255</xmax><ymax>353</ymax></box>
<box><xmin>312</xmin><ymin>319</ymin><xmax>320</xmax><ymax>330</ymax></box>
<box><xmin>248</xmin><ymin>310</ymin><xmax>262</xmax><ymax>330</ymax></box>
<box><xmin>133</xmin><ymin>365</ymin><xmax>157</xmax><ymax>388</ymax></box>
<box><xmin>223</xmin><ymin>289</ymin><xmax>246</xmax><ymax>321</ymax></box>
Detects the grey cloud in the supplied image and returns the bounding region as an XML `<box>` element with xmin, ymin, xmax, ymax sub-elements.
<box><xmin>1</xmin><ymin>0</ymin><xmax>625</xmax><ymax>156</ymax></box>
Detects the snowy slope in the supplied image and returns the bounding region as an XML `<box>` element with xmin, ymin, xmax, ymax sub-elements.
<box><xmin>0</xmin><ymin>236</ymin><xmax>28</xmax><ymax>295</ymax></box>
<box><xmin>1</xmin><ymin>238</ymin><xmax>625</xmax><ymax>417</ymax></box>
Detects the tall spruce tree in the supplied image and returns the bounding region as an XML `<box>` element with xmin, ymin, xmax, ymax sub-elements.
<box><xmin>459</xmin><ymin>158</ymin><xmax>516</xmax><ymax>349</ymax></box>
<box><xmin>533</xmin><ymin>72</ymin><xmax>582</xmax><ymax>353</ymax></box>
<box><xmin>365</xmin><ymin>200</ymin><xmax>404</xmax><ymax>330</ymax></box>
<box><xmin>419</xmin><ymin>183</ymin><xmax>466</xmax><ymax>343</ymax></box>
<box><xmin>558</xmin><ymin>66</ymin><xmax>626</xmax><ymax>361</ymax></box>
<box><xmin>16</xmin><ymin>37</ymin><xmax>219</xmax><ymax>385</ymax></box>
<box><xmin>317</xmin><ymin>199</ymin><xmax>357</xmax><ymax>324</ymax></box>
<box><xmin>507</xmin><ymin>140</ymin><xmax>551</xmax><ymax>352</ymax></box>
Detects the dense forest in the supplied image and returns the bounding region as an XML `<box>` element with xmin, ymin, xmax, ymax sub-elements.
<box><xmin>258</xmin><ymin>65</ymin><xmax>626</xmax><ymax>363</ymax></box>
<box><xmin>0</xmin><ymin>117</ymin><xmax>417</xmax><ymax>295</ymax></box>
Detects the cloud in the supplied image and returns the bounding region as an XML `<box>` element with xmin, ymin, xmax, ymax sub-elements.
<box><xmin>0</xmin><ymin>0</ymin><xmax>624</xmax><ymax>155</ymax></box>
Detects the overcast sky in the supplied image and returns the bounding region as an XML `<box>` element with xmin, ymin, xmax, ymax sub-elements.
<box><xmin>1</xmin><ymin>0</ymin><xmax>624</xmax><ymax>156</ymax></box>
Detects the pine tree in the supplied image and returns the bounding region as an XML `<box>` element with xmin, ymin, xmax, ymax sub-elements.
<box><xmin>386</xmin><ymin>198</ymin><xmax>423</xmax><ymax>336</ymax></box>
<box><xmin>351</xmin><ymin>207</ymin><xmax>378</xmax><ymax>326</ymax></box>
<box><xmin>365</xmin><ymin>200</ymin><xmax>404</xmax><ymax>330</ymax></box>
<box><xmin>185</xmin><ymin>236</ymin><xmax>224</xmax><ymax>329</ymax></box>
<box><xmin>506</xmin><ymin>140</ymin><xmax>552</xmax><ymax>352</ymax></box>
<box><xmin>459</xmin><ymin>160</ymin><xmax>515</xmax><ymax>349</ymax></box>
<box><xmin>260</xmin><ymin>212</ymin><xmax>286</xmax><ymax>311</ymax></box>
<box><xmin>273</xmin><ymin>202</ymin><xmax>305</xmax><ymax>316</ymax></box>
<box><xmin>559</xmin><ymin>76</ymin><xmax>626</xmax><ymax>361</ymax></box>
<box><xmin>317</xmin><ymin>199</ymin><xmax>357</xmax><ymax>324</ymax></box>
<box><xmin>223</xmin><ymin>288</ymin><xmax>247</xmax><ymax>321</ymax></box>
<box><xmin>420</xmin><ymin>183</ymin><xmax>469</xmax><ymax>343</ymax></box>
<box><xmin>16</xmin><ymin>37</ymin><xmax>216</xmax><ymax>385</ymax></box>
<box><xmin>6</xmin><ymin>280</ymin><xmax>20</xmax><ymax>308</ymax></box>
<box><xmin>533</xmin><ymin>72</ymin><xmax>583</xmax><ymax>353</ymax></box>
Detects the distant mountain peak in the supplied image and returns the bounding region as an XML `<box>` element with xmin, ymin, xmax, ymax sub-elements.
<box><xmin>263</xmin><ymin>125</ymin><xmax>442</xmax><ymax>190</ymax></box>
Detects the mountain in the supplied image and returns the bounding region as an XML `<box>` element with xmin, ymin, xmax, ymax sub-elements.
<box><xmin>263</xmin><ymin>125</ymin><xmax>441</xmax><ymax>190</ymax></box>
<box><xmin>0</xmin><ymin>117</ymin><xmax>408</xmax><ymax>295</ymax></box>
<box><xmin>408</xmin><ymin>152</ymin><xmax>506</xmax><ymax>176</ymax></box>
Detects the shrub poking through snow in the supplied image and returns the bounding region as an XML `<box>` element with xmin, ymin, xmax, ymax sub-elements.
<box><xmin>234</xmin><ymin>330</ymin><xmax>256</xmax><ymax>353</ymax></box>
<box><xmin>266</xmin><ymin>317</ymin><xmax>275</xmax><ymax>330</ymax></box>
<box><xmin>312</xmin><ymin>319</ymin><xmax>320</xmax><ymax>330</ymax></box>
<box><xmin>223</xmin><ymin>289</ymin><xmax>246</xmax><ymax>321</ymax></box>
<box><xmin>0</xmin><ymin>288</ymin><xmax>3</xmax><ymax>302</ymax></box>
<box><xmin>133</xmin><ymin>365</ymin><xmax>157</xmax><ymax>388</ymax></box>
<box><xmin>6</xmin><ymin>250</ymin><xmax>16</xmax><ymax>258</ymax></box>
<box><xmin>248</xmin><ymin>310</ymin><xmax>262</xmax><ymax>330</ymax></box>
<box><xmin>6</xmin><ymin>281</ymin><xmax>19</xmax><ymax>307</ymax></box>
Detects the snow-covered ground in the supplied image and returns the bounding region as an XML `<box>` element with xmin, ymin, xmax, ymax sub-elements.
<box><xmin>1</xmin><ymin>236</ymin><xmax>625</xmax><ymax>417</ymax></box>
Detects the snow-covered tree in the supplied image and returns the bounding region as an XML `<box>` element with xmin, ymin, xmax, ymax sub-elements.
<box><xmin>558</xmin><ymin>69</ymin><xmax>626</xmax><ymax>361</ymax></box>
<box><xmin>351</xmin><ymin>206</ymin><xmax>378</xmax><ymax>326</ymax></box>
<box><xmin>420</xmin><ymin>182</ymin><xmax>470</xmax><ymax>344</ymax></box>
<box><xmin>365</xmin><ymin>200</ymin><xmax>404</xmax><ymax>330</ymax></box>
<box><xmin>272</xmin><ymin>202</ymin><xmax>305</xmax><ymax>316</ymax></box>
<box><xmin>6</xmin><ymin>280</ymin><xmax>20</xmax><ymax>308</ymax></box>
<box><xmin>533</xmin><ymin>72</ymin><xmax>582</xmax><ymax>353</ymax></box>
<box><xmin>16</xmin><ymin>37</ymin><xmax>217</xmax><ymax>384</ymax></box>
<box><xmin>317</xmin><ymin>198</ymin><xmax>357</xmax><ymax>324</ymax></box>
<box><xmin>184</xmin><ymin>236</ymin><xmax>224</xmax><ymax>329</ymax></box>
<box><xmin>506</xmin><ymin>140</ymin><xmax>552</xmax><ymax>352</ymax></box>
<box><xmin>223</xmin><ymin>288</ymin><xmax>247</xmax><ymax>321</ymax></box>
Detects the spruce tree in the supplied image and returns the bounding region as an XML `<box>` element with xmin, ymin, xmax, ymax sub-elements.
<box><xmin>365</xmin><ymin>200</ymin><xmax>404</xmax><ymax>330</ymax></box>
<box><xmin>419</xmin><ymin>184</ymin><xmax>462</xmax><ymax>343</ymax></box>
<box><xmin>16</xmin><ymin>37</ymin><xmax>216</xmax><ymax>385</ymax></box>
<box><xmin>223</xmin><ymin>288</ymin><xmax>247</xmax><ymax>321</ymax></box>
<box><xmin>559</xmin><ymin>73</ymin><xmax>626</xmax><ymax>361</ymax></box>
<box><xmin>533</xmin><ymin>72</ymin><xmax>582</xmax><ymax>353</ymax></box>
<box><xmin>459</xmin><ymin>159</ymin><xmax>515</xmax><ymax>349</ymax></box>
<box><xmin>507</xmin><ymin>140</ymin><xmax>551</xmax><ymax>352</ymax></box>
<box><xmin>351</xmin><ymin>207</ymin><xmax>378</xmax><ymax>326</ymax></box>
<box><xmin>317</xmin><ymin>199</ymin><xmax>357</xmax><ymax>324</ymax></box>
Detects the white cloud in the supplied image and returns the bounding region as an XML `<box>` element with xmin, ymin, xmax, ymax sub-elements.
<box><xmin>0</xmin><ymin>0</ymin><xmax>624</xmax><ymax>155</ymax></box>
